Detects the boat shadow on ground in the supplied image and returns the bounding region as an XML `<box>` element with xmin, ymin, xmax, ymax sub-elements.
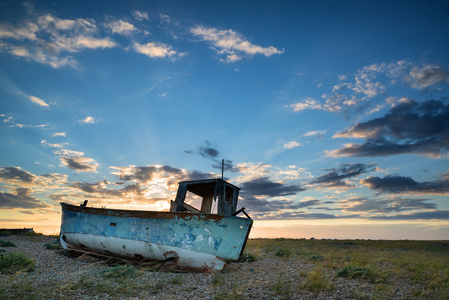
<box><xmin>59</xmin><ymin>249</ymin><xmax>244</xmax><ymax>273</ymax></box>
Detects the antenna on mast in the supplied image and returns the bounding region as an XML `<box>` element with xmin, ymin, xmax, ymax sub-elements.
<box><xmin>221</xmin><ymin>159</ymin><xmax>224</xmax><ymax>180</ymax></box>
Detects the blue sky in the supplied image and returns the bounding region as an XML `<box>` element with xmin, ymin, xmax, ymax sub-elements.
<box><xmin>1</xmin><ymin>0</ymin><xmax>448</xmax><ymax>239</ymax></box>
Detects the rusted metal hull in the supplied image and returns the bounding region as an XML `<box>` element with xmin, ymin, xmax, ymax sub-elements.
<box><xmin>59</xmin><ymin>203</ymin><xmax>252</xmax><ymax>271</ymax></box>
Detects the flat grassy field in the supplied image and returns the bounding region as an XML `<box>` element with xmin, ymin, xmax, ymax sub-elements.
<box><xmin>244</xmin><ymin>238</ymin><xmax>449</xmax><ymax>299</ymax></box>
<box><xmin>0</xmin><ymin>235</ymin><xmax>448</xmax><ymax>299</ymax></box>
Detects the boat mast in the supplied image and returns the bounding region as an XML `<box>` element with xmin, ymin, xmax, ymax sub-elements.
<box><xmin>221</xmin><ymin>159</ymin><xmax>224</xmax><ymax>180</ymax></box>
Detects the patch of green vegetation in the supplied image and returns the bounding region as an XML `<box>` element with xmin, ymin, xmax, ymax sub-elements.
<box><xmin>0</xmin><ymin>240</ymin><xmax>17</xmax><ymax>247</ymax></box>
<box><xmin>240</xmin><ymin>252</ymin><xmax>257</xmax><ymax>262</ymax></box>
<box><xmin>336</xmin><ymin>265</ymin><xmax>373</xmax><ymax>279</ymax></box>
<box><xmin>271</xmin><ymin>273</ymin><xmax>292</xmax><ymax>297</ymax></box>
<box><xmin>24</xmin><ymin>231</ymin><xmax>43</xmax><ymax>237</ymax></box>
<box><xmin>43</xmin><ymin>239</ymin><xmax>62</xmax><ymax>250</ymax></box>
<box><xmin>151</xmin><ymin>280</ymin><xmax>165</xmax><ymax>294</ymax></box>
<box><xmin>308</xmin><ymin>254</ymin><xmax>326</xmax><ymax>261</ymax></box>
<box><xmin>274</xmin><ymin>249</ymin><xmax>291</xmax><ymax>258</ymax></box>
<box><xmin>0</xmin><ymin>252</ymin><xmax>36</xmax><ymax>274</ymax></box>
<box><xmin>212</xmin><ymin>272</ymin><xmax>225</xmax><ymax>285</ymax></box>
<box><xmin>168</xmin><ymin>274</ymin><xmax>184</xmax><ymax>284</ymax></box>
<box><xmin>301</xmin><ymin>267</ymin><xmax>334</xmax><ymax>292</ymax></box>
<box><xmin>65</xmin><ymin>276</ymin><xmax>97</xmax><ymax>290</ymax></box>
<box><xmin>100</xmin><ymin>264</ymin><xmax>138</xmax><ymax>279</ymax></box>
<box><xmin>0</xmin><ymin>231</ymin><xmax>11</xmax><ymax>237</ymax></box>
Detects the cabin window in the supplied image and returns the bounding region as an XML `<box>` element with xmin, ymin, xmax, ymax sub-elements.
<box><xmin>184</xmin><ymin>191</ymin><xmax>202</xmax><ymax>212</ymax></box>
<box><xmin>110</xmin><ymin>222</ymin><xmax>116</xmax><ymax>226</ymax></box>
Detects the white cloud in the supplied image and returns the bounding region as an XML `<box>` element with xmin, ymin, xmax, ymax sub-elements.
<box><xmin>66</xmin><ymin>36</ymin><xmax>116</xmax><ymax>51</ymax></box>
<box><xmin>190</xmin><ymin>25</ymin><xmax>283</xmax><ymax>63</ymax></box>
<box><xmin>303</xmin><ymin>130</ymin><xmax>326</xmax><ymax>137</ymax></box>
<box><xmin>283</xmin><ymin>141</ymin><xmax>301</xmax><ymax>149</ymax></box>
<box><xmin>28</xmin><ymin>95</ymin><xmax>49</xmax><ymax>107</ymax></box>
<box><xmin>133</xmin><ymin>42</ymin><xmax>182</xmax><ymax>59</ymax></box>
<box><xmin>1</xmin><ymin>114</ymin><xmax>48</xmax><ymax>128</ymax></box>
<box><xmin>234</xmin><ymin>162</ymin><xmax>311</xmax><ymax>186</ymax></box>
<box><xmin>41</xmin><ymin>140</ymin><xmax>66</xmax><ymax>148</ymax></box>
<box><xmin>234</xmin><ymin>162</ymin><xmax>272</xmax><ymax>183</ymax></box>
<box><xmin>1</xmin><ymin>114</ymin><xmax>13</xmax><ymax>123</ymax></box>
<box><xmin>106</xmin><ymin>20</ymin><xmax>136</xmax><ymax>35</ymax></box>
<box><xmin>366</xmin><ymin>104</ymin><xmax>385</xmax><ymax>115</ymax></box>
<box><xmin>223</xmin><ymin>54</ymin><xmax>242</xmax><ymax>63</ymax></box>
<box><xmin>52</xmin><ymin>132</ymin><xmax>66</xmax><ymax>137</ymax></box>
<box><xmin>287</xmin><ymin>60</ymin><xmax>449</xmax><ymax>116</ymax></box>
<box><xmin>0</xmin><ymin>12</ymin><xmax>116</xmax><ymax>68</ymax></box>
<box><xmin>133</xmin><ymin>10</ymin><xmax>149</xmax><ymax>21</ymax></box>
<box><xmin>159</xmin><ymin>13</ymin><xmax>171</xmax><ymax>24</ymax></box>
<box><xmin>10</xmin><ymin>46</ymin><xmax>29</xmax><ymax>57</ymax></box>
<box><xmin>53</xmin><ymin>149</ymin><xmax>84</xmax><ymax>156</ymax></box>
<box><xmin>288</xmin><ymin>97</ymin><xmax>323</xmax><ymax>112</ymax></box>
<box><xmin>0</xmin><ymin>21</ymin><xmax>38</xmax><ymax>40</ymax></box>
<box><xmin>80</xmin><ymin>116</ymin><xmax>95</xmax><ymax>124</ymax></box>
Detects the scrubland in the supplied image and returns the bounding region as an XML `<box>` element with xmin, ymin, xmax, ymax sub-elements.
<box><xmin>0</xmin><ymin>233</ymin><xmax>448</xmax><ymax>299</ymax></box>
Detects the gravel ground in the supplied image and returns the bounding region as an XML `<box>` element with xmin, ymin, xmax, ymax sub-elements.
<box><xmin>0</xmin><ymin>235</ymin><xmax>427</xmax><ymax>299</ymax></box>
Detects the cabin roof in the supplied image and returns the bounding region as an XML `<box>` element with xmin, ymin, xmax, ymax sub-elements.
<box><xmin>178</xmin><ymin>178</ymin><xmax>240</xmax><ymax>189</ymax></box>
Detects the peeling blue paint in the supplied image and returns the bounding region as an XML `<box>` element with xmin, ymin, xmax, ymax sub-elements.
<box><xmin>61</xmin><ymin>207</ymin><xmax>252</xmax><ymax>259</ymax></box>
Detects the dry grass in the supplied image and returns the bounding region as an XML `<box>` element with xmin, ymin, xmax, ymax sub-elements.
<box><xmin>245</xmin><ymin>238</ymin><xmax>449</xmax><ymax>298</ymax></box>
<box><xmin>0</xmin><ymin>236</ymin><xmax>448</xmax><ymax>299</ymax></box>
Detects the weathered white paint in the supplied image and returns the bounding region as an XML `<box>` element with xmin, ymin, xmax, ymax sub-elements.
<box><xmin>61</xmin><ymin>233</ymin><xmax>227</xmax><ymax>271</ymax></box>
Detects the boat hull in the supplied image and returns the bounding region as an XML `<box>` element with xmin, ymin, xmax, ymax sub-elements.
<box><xmin>60</xmin><ymin>203</ymin><xmax>252</xmax><ymax>271</ymax></box>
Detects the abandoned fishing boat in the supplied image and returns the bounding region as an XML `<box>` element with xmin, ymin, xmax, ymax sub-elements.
<box><xmin>60</xmin><ymin>178</ymin><xmax>253</xmax><ymax>271</ymax></box>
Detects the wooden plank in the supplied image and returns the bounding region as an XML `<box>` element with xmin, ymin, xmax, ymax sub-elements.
<box><xmin>182</xmin><ymin>202</ymin><xmax>201</xmax><ymax>213</ymax></box>
<box><xmin>200</xmin><ymin>195</ymin><xmax>213</xmax><ymax>213</ymax></box>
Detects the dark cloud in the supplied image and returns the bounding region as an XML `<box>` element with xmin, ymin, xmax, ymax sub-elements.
<box><xmin>313</xmin><ymin>206</ymin><xmax>343</xmax><ymax>211</ymax></box>
<box><xmin>405</xmin><ymin>65</ymin><xmax>449</xmax><ymax>89</ymax></box>
<box><xmin>70</xmin><ymin>181</ymin><xmax>145</xmax><ymax>197</ymax></box>
<box><xmin>60</xmin><ymin>156</ymin><xmax>98</xmax><ymax>172</ymax></box>
<box><xmin>310</xmin><ymin>163</ymin><xmax>375</xmax><ymax>188</ymax></box>
<box><xmin>329</xmin><ymin>99</ymin><xmax>449</xmax><ymax>158</ymax></box>
<box><xmin>238</xmin><ymin>177</ymin><xmax>308</xmax><ymax>214</ymax></box>
<box><xmin>360</xmin><ymin>174</ymin><xmax>449</xmax><ymax>195</ymax></box>
<box><xmin>343</xmin><ymin>196</ymin><xmax>436</xmax><ymax>213</ymax></box>
<box><xmin>113</xmin><ymin>165</ymin><xmax>213</xmax><ymax>185</ymax></box>
<box><xmin>370</xmin><ymin>210</ymin><xmax>449</xmax><ymax>220</ymax></box>
<box><xmin>115</xmin><ymin>166</ymin><xmax>158</xmax><ymax>182</ymax></box>
<box><xmin>48</xmin><ymin>194</ymin><xmax>66</xmax><ymax>202</ymax></box>
<box><xmin>0</xmin><ymin>187</ymin><xmax>49</xmax><ymax>209</ymax></box>
<box><xmin>70</xmin><ymin>181</ymin><xmax>111</xmax><ymax>194</ymax></box>
<box><xmin>185</xmin><ymin>140</ymin><xmax>220</xmax><ymax>159</ymax></box>
<box><xmin>119</xmin><ymin>183</ymin><xmax>145</xmax><ymax>196</ymax></box>
<box><xmin>180</xmin><ymin>170</ymin><xmax>217</xmax><ymax>182</ymax></box>
<box><xmin>211</xmin><ymin>159</ymin><xmax>239</xmax><ymax>173</ymax></box>
<box><xmin>252</xmin><ymin>211</ymin><xmax>360</xmax><ymax>220</ymax></box>
<box><xmin>242</xmin><ymin>197</ymin><xmax>320</xmax><ymax>213</ymax></box>
<box><xmin>199</xmin><ymin>146</ymin><xmax>219</xmax><ymax>158</ymax></box>
<box><xmin>0</xmin><ymin>167</ymin><xmax>37</xmax><ymax>183</ymax></box>
<box><xmin>184</xmin><ymin>140</ymin><xmax>221</xmax><ymax>163</ymax></box>
<box><xmin>184</xmin><ymin>141</ymin><xmax>239</xmax><ymax>173</ymax></box>
<box><xmin>241</xmin><ymin>177</ymin><xmax>306</xmax><ymax>198</ymax></box>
